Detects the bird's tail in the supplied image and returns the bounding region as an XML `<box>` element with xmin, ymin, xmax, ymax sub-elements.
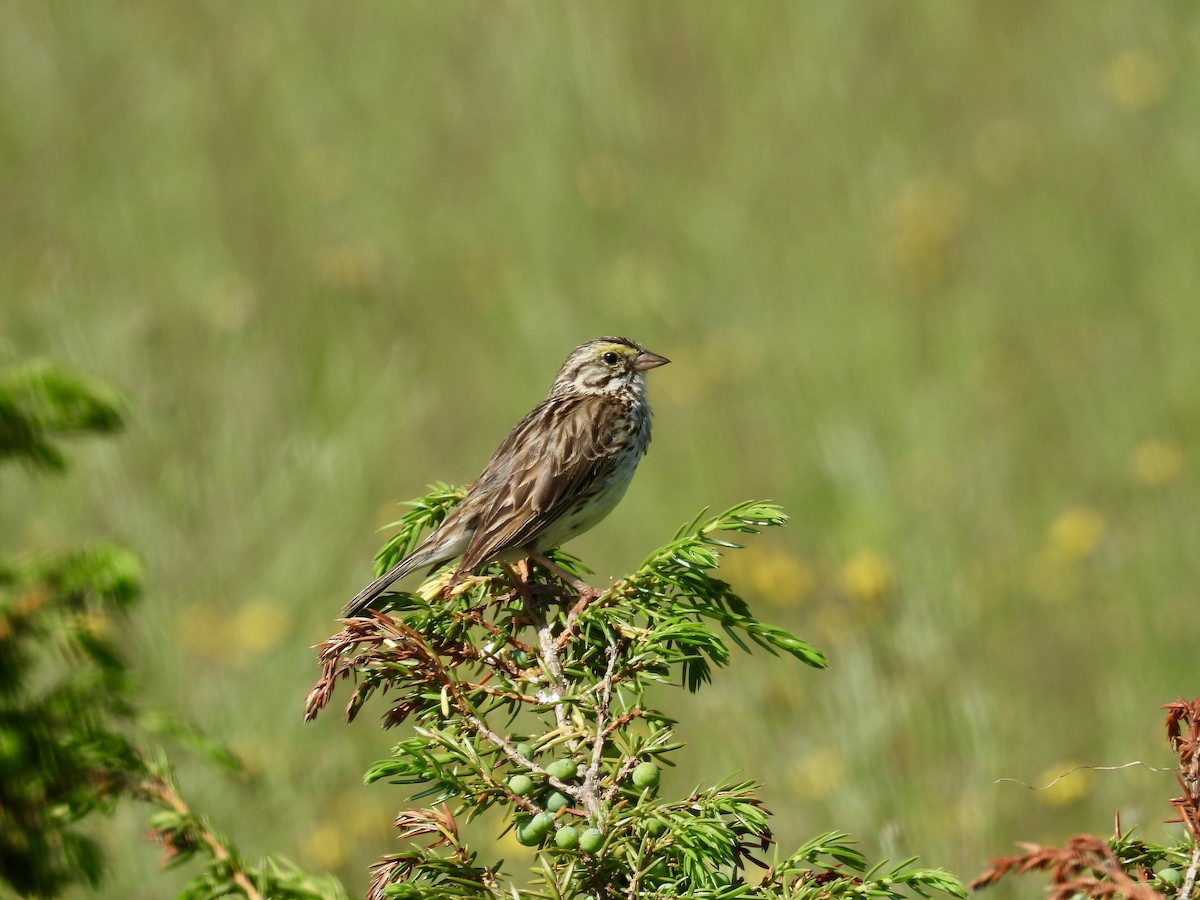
<box><xmin>342</xmin><ymin>556</ymin><xmax>420</xmax><ymax>617</ymax></box>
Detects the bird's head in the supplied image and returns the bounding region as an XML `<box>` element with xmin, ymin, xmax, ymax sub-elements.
<box><xmin>551</xmin><ymin>337</ymin><xmax>670</xmax><ymax>397</ymax></box>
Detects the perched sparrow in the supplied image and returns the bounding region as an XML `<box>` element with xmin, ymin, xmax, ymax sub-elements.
<box><xmin>343</xmin><ymin>337</ymin><xmax>669</xmax><ymax>616</ymax></box>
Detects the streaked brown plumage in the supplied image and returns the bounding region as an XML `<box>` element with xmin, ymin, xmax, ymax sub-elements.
<box><xmin>343</xmin><ymin>337</ymin><xmax>669</xmax><ymax>616</ymax></box>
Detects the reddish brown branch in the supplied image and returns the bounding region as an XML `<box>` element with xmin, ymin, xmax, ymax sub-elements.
<box><xmin>970</xmin><ymin>835</ymin><xmax>1159</xmax><ymax>898</ymax></box>
<box><xmin>1163</xmin><ymin>699</ymin><xmax>1200</xmax><ymax>844</ymax></box>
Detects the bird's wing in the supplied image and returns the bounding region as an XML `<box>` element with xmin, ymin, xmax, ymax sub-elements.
<box><xmin>456</xmin><ymin>393</ymin><xmax>626</xmax><ymax>572</ymax></box>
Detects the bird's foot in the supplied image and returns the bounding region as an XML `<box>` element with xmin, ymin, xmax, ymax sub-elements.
<box><xmin>563</xmin><ymin>584</ymin><xmax>600</xmax><ymax>619</ymax></box>
<box><xmin>500</xmin><ymin>562</ymin><xmax>535</xmax><ymax>603</ymax></box>
<box><xmin>526</xmin><ymin>550</ymin><xmax>599</xmax><ymax>600</ymax></box>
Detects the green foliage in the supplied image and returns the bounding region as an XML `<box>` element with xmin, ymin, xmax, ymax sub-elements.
<box><xmin>308</xmin><ymin>486</ymin><xmax>964</xmax><ymax>899</ymax></box>
<box><xmin>0</xmin><ymin>363</ymin><xmax>142</xmax><ymax>896</ymax></box>
<box><xmin>138</xmin><ymin>758</ymin><xmax>348</xmax><ymax>900</ymax></box>
<box><xmin>1109</xmin><ymin>830</ymin><xmax>1198</xmax><ymax>896</ymax></box>
<box><xmin>0</xmin><ymin>360</ymin><xmax>124</xmax><ymax>471</ymax></box>
<box><xmin>617</xmin><ymin>502</ymin><xmax>826</xmax><ymax>690</ymax></box>
<box><xmin>758</xmin><ymin>833</ymin><xmax>967</xmax><ymax>899</ymax></box>
<box><xmin>0</xmin><ymin>359</ymin><xmax>344</xmax><ymax>899</ymax></box>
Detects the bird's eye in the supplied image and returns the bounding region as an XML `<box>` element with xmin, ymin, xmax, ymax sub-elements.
<box><xmin>602</xmin><ymin>351</ymin><xmax>620</xmax><ymax>366</ymax></box>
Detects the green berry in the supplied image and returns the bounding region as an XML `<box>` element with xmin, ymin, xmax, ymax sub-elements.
<box><xmin>554</xmin><ymin>825</ymin><xmax>580</xmax><ymax>849</ymax></box>
<box><xmin>507</xmin><ymin>774</ymin><xmax>534</xmax><ymax>797</ymax></box>
<box><xmin>528</xmin><ymin>812</ymin><xmax>554</xmax><ymax>838</ymax></box>
<box><xmin>579</xmin><ymin>827</ymin><xmax>605</xmax><ymax>853</ymax></box>
<box><xmin>632</xmin><ymin>761</ymin><xmax>660</xmax><ymax>789</ymax></box>
<box><xmin>516</xmin><ymin>812</ymin><xmax>554</xmax><ymax>846</ymax></box>
<box><xmin>645</xmin><ymin>816</ymin><xmax>667</xmax><ymax>837</ymax></box>
<box><xmin>514</xmin><ymin>742</ymin><xmax>535</xmax><ymax>760</ymax></box>
<box><xmin>1159</xmin><ymin>868</ymin><xmax>1181</xmax><ymax>887</ymax></box>
<box><xmin>546</xmin><ymin>759</ymin><xmax>578</xmax><ymax>781</ymax></box>
<box><xmin>515</xmin><ymin>818</ymin><xmax>540</xmax><ymax>846</ymax></box>
<box><xmin>546</xmin><ymin>791</ymin><xmax>571</xmax><ymax>812</ymax></box>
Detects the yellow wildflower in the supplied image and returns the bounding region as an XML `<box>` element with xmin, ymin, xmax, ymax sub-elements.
<box><xmin>839</xmin><ymin>551</ymin><xmax>891</xmax><ymax>604</ymax></box>
<box><xmin>1046</xmin><ymin>508</ymin><xmax>1106</xmax><ymax>563</ymax></box>
<box><xmin>1036</xmin><ymin>761</ymin><xmax>1093</xmax><ymax>807</ymax></box>
<box><xmin>789</xmin><ymin>747</ymin><xmax>848</xmax><ymax>801</ymax></box>
<box><xmin>1103</xmin><ymin>49</ymin><xmax>1169</xmax><ymax>111</ymax></box>
<box><xmin>1129</xmin><ymin>439</ymin><xmax>1183</xmax><ymax>487</ymax></box>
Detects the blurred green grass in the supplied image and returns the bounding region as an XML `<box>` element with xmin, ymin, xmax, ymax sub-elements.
<box><xmin>3</xmin><ymin>2</ymin><xmax>1199</xmax><ymax>895</ymax></box>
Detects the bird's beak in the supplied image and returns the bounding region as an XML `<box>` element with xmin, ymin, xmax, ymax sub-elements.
<box><xmin>633</xmin><ymin>350</ymin><xmax>671</xmax><ymax>371</ymax></box>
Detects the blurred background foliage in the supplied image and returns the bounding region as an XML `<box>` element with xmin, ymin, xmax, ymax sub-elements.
<box><xmin>2</xmin><ymin>2</ymin><xmax>1198</xmax><ymax>896</ymax></box>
